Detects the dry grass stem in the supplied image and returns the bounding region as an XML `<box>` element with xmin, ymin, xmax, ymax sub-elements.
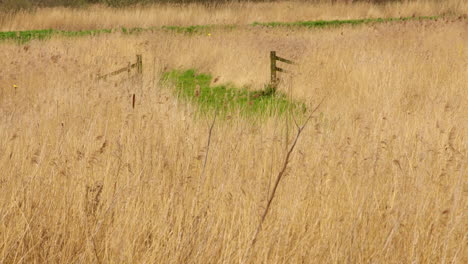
<box><xmin>243</xmin><ymin>97</ymin><xmax>326</xmax><ymax>264</ymax></box>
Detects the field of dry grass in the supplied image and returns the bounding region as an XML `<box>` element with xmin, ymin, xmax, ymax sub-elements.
<box><xmin>0</xmin><ymin>1</ymin><xmax>467</xmax><ymax>263</ymax></box>
<box><xmin>1</xmin><ymin>0</ymin><xmax>468</xmax><ymax>31</ymax></box>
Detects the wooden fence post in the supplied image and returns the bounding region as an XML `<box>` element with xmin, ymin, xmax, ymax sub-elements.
<box><xmin>269</xmin><ymin>51</ymin><xmax>295</xmax><ymax>91</ymax></box>
<box><xmin>136</xmin><ymin>54</ymin><xmax>143</xmax><ymax>74</ymax></box>
<box><xmin>97</xmin><ymin>54</ymin><xmax>143</xmax><ymax>80</ymax></box>
<box><xmin>270</xmin><ymin>51</ymin><xmax>277</xmax><ymax>88</ymax></box>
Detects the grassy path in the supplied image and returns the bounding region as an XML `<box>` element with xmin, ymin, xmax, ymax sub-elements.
<box><xmin>0</xmin><ymin>16</ymin><xmax>439</xmax><ymax>43</ymax></box>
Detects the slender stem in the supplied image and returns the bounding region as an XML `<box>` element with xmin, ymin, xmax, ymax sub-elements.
<box><xmin>242</xmin><ymin>97</ymin><xmax>326</xmax><ymax>264</ymax></box>
<box><xmin>200</xmin><ymin>112</ymin><xmax>217</xmax><ymax>187</ymax></box>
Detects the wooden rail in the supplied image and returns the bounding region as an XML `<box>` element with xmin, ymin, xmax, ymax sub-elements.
<box><xmin>270</xmin><ymin>51</ymin><xmax>294</xmax><ymax>89</ymax></box>
<box><xmin>97</xmin><ymin>54</ymin><xmax>142</xmax><ymax>80</ymax></box>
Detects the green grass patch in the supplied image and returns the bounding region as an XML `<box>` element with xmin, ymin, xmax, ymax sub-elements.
<box><xmin>0</xmin><ymin>27</ymin><xmax>158</xmax><ymax>43</ymax></box>
<box><xmin>0</xmin><ymin>25</ymin><xmax>222</xmax><ymax>43</ymax></box>
<box><xmin>162</xmin><ymin>25</ymin><xmax>215</xmax><ymax>34</ymax></box>
<box><xmin>162</xmin><ymin>24</ymin><xmax>237</xmax><ymax>34</ymax></box>
<box><xmin>0</xmin><ymin>28</ymin><xmax>114</xmax><ymax>43</ymax></box>
<box><xmin>252</xmin><ymin>16</ymin><xmax>438</xmax><ymax>28</ymax></box>
<box><xmin>0</xmin><ymin>29</ymin><xmax>56</xmax><ymax>43</ymax></box>
<box><xmin>162</xmin><ymin>69</ymin><xmax>304</xmax><ymax>117</ymax></box>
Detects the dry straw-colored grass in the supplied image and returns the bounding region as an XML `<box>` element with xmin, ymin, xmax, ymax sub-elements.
<box><xmin>0</xmin><ymin>2</ymin><xmax>467</xmax><ymax>263</ymax></box>
<box><xmin>0</xmin><ymin>0</ymin><xmax>467</xmax><ymax>31</ymax></box>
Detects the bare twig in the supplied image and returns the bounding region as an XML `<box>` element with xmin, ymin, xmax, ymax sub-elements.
<box><xmin>200</xmin><ymin>111</ymin><xmax>217</xmax><ymax>187</ymax></box>
<box><xmin>190</xmin><ymin>111</ymin><xmax>218</xmax><ymax>218</ymax></box>
<box><xmin>242</xmin><ymin>97</ymin><xmax>326</xmax><ymax>264</ymax></box>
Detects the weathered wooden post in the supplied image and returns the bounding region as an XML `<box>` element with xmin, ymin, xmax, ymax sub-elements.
<box><xmin>136</xmin><ymin>54</ymin><xmax>143</xmax><ymax>74</ymax></box>
<box><xmin>269</xmin><ymin>51</ymin><xmax>294</xmax><ymax>92</ymax></box>
<box><xmin>270</xmin><ymin>51</ymin><xmax>277</xmax><ymax>88</ymax></box>
<box><xmin>97</xmin><ymin>54</ymin><xmax>144</xmax><ymax>80</ymax></box>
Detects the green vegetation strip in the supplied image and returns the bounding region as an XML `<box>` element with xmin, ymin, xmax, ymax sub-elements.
<box><xmin>0</xmin><ymin>28</ymin><xmax>115</xmax><ymax>43</ymax></box>
<box><xmin>252</xmin><ymin>16</ymin><xmax>438</xmax><ymax>28</ymax></box>
<box><xmin>162</xmin><ymin>24</ymin><xmax>236</xmax><ymax>34</ymax></box>
<box><xmin>162</xmin><ymin>69</ymin><xmax>302</xmax><ymax>117</ymax></box>
<box><xmin>0</xmin><ymin>16</ymin><xmax>439</xmax><ymax>43</ymax></box>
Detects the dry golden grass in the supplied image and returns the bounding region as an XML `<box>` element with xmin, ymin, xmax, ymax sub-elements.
<box><xmin>0</xmin><ymin>0</ymin><xmax>467</xmax><ymax>31</ymax></box>
<box><xmin>0</xmin><ymin>4</ymin><xmax>467</xmax><ymax>264</ymax></box>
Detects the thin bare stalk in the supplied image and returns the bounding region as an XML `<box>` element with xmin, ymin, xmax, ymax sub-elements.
<box><xmin>190</xmin><ymin>111</ymin><xmax>218</xmax><ymax>218</ymax></box>
<box><xmin>200</xmin><ymin>111</ymin><xmax>217</xmax><ymax>188</ymax></box>
<box><xmin>242</xmin><ymin>97</ymin><xmax>326</xmax><ymax>264</ymax></box>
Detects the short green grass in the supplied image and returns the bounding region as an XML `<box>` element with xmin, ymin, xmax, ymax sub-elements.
<box><xmin>162</xmin><ymin>69</ymin><xmax>303</xmax><ymax>117</ymax></box>
<box><xmin>162</xmin><ymin>25</ymin><xmax>215</xmax><ymax>34</ymax></box>
<box><xmin>0</xmin><ymin>25</ymin><xmax>225</xmax><ymax>43</ymax></box>
<box><xmin>251</xmin><ymin>16</ymin><xmax>438</xmax><ymax>28</ymax></box>
<box><xmin>0</xmin><ymin>16</ymin><xmax>440</xmax><ymax>43</ymax></box>
<box><xmin>0</xmin><ymin>27</ymin><xmax>163</xmax><ymax>43</ymax></box>
<box><xmin>162</xmin><ymin>24</ymin><xmax>236</xmax><ymax>34</ymax></box>
<box><xmin>0</xmin><ymin>29</ymin><xmax>53</xmax><ymax>43</ymax></box>
<box><xmin>0</xmin><ymin>28</ymin><xmax>113</xmax><ymax>43</ymax></box>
